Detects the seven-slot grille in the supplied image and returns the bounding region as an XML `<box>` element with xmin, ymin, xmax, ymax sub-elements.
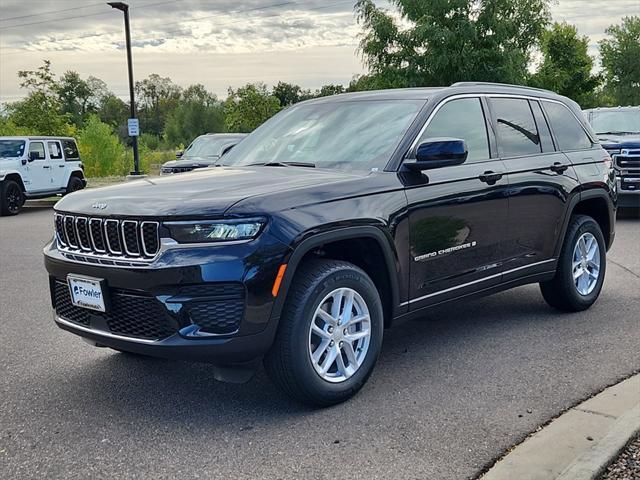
<box><xmin>55</xmin><ymin>213</ymin><xmax>159</xmax><ymax>259</ymax></box>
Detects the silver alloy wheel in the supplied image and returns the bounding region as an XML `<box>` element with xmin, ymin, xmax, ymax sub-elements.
<box><xmin>308</xmin><ymin>287</ymin><xmax>372</xmax><ymax>383</ymax></box>
<box><xmin>572</xmin><ymin>232</ymin><xmax>601</xmax><ymax>296</ymax></box>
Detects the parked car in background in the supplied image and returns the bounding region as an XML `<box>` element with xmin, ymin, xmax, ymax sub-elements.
<box><xmin>584</xmin><ymin>106</ymin><xmax>640</xmax><ymax>209</ymax></box>
<box><xmin>45</xmin><ymin>83</ymin><xmax>615</xmax><ymax>406</ymax></box>
<box><xmin>0</xmin><ymin>136</ymin><xmax>85</xmax><ymax>216</ymax></box>
<box><xmin>160</xmin><ymin>133</ymin><xmax>247</xmax><ymax>175</ymax></box>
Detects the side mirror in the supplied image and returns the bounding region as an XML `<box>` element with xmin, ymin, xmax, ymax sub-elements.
<box><xmin>405</xmin><ymin>138</ymin><xmax>468</xmax><ymax>171</ymax></box>
<box><xmin>29</xmin><ymin>151</ymin><xmax>39</xmax><ymax>162</ymax></box>
<box><xmin>175</xmin><ymin>150</ymin><xmax>184</xmax><ymax>158</ymax></box>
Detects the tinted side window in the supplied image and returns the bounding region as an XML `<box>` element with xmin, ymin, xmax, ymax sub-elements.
<box><xmin>491</xmin><ymin>98</ymin><xmax>541</xmax><ymax>157</ymax></box>
<box><xmin>62</xmin><ymin>140</ymin><xmax>80</xmax><ymax>160</ymax></box>
<box><xmin>28</xmin><ymin>141</ymin><xmax>46</xmax><ymax>160</ymax></box>
<box><xmin>418</xmin><ymin>98</ymin><xmax>489</xmax><ymax>162</ymax></box>
<box><xmin>529</xmin><ymin>100</ymin><xmax>555</xmax><ymax>152</ymax></box>
<box><xmin>543</xmin><ymin>101</ymin><xmax>593</xmax><ymax>151</ymax></box>
<box><xmin>48</xmin><ymin>141</ymin><xmax>63</xmax><ymax>159</ymax></box>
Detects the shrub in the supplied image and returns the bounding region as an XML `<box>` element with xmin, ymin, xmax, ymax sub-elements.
<box><xmin>77</xmin><ymin>115</ymin><xmax>126</xmax><ymax>177</ymax></box>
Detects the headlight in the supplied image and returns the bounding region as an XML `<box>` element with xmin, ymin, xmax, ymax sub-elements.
<box><xmin>165</xmin><ymin>218</ymin><xmax>266</xmax><ymax>243</ymax></box>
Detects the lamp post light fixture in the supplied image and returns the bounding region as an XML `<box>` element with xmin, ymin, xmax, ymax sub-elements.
<box><xmin>107</xmin><ymin>1</ymin><xmax>141</xmax><ymax>176</ymax></box>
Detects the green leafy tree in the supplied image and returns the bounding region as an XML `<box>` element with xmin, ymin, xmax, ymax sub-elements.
<box><xmin>315</xmin><ymin>84</ymin><xmax>346</xmax><ymax>97</ymax></box>
<box><xmin>164</xmin><ymin>84</ymin><xmax>225</xmax><ymax>146</ymax></box>
<box><xmin>56</xmin><ymin>71</ymin><xmax>93</xmax><ymax>126</ymax></box>
<box><xmin>77</xmin><ymin>115</ymin><xmax>126</xmax><ymax>177</ymax></box>
<box><xmin>355</xmin><ymin>0</ymin><xmax>551</xmax><ymax>88</ymax></box>
<box><xmin>224</xmin><ymin>83</ymin><xmax>281</xmax><ymax>133</ymax></box>
<box><xmin>599</xmin><ymin>16</ymin><xmax>640</xmax><ymax>106</ymax></box>
<box><xmin>135</xmin><ymin>73</ymin><xmax>182</xmax><ymax>136</ymax></box>
<box><xmin>6</xmin><ymin>60</ymin><xmax>74</xmax><ymax>136</ymax></box>
<box><xmin>530</xmin><ymin>22</ymin><xmax>600</xmax><ymax>107</ymax></box>
<box><xmin>273</xmin><ymin>81</ymin><xmax>304</xmax><ymax>107</ymax></box>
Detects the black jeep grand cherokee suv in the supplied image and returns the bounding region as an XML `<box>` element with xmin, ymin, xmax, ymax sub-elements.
<box><xmin>45</xmin><ymin>83</ymin><xmax>616</xmax><ymax>406</ymax></box>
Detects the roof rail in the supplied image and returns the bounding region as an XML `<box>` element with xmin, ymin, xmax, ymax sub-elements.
<box><xmin>450</xmin><ymin>82</ymin><xmax>555</xmax><ymax>94</ymax></box>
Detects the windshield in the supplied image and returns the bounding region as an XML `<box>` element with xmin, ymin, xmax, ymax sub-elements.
<box><xmin>589</xmin><ymin>110</ymin><xmax>640</xmax><ymax>134</ymax></box>
<box><xmin>0</xmin><ymin>140</ymin><xmax>26</xmax><ymax>158</ymax></box>
<box><xmin>221</xmin><ymin>99</ymin><xmax>425</xmax><ymax>172</ymax></box>
<box><xmin>184</xmin><ymin>136</ymin><xmax>232</xmax><ymax>158</ymax></box>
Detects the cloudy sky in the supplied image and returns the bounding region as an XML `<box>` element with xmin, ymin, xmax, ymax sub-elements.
<box><xmin>0</xmin><ymin>0</ymin><xmax>636</xmax><ymax>103</ymax></box>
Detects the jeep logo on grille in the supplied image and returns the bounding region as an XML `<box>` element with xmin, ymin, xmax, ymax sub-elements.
<box><xmin>91</xmin><ymin>203</ymin><xmax>108</xmax><ymax>210</ymax></box>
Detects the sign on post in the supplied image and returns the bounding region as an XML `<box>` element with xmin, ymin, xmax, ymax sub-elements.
<box><xmin>127</xmin><ymin>118</ymin><xmax>139</xmax><ymax>137</ymax></box>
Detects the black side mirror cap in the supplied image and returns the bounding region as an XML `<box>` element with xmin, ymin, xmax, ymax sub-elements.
<box><xmin>176</xmin><ymin>150</ymin><xmax>184</xmax><ymax>158</ymax></box>
<box><xmin>405</xmin><ymin>138</ymin><xmax>468</xmax><ymax>171</ymax></box>
<box><xmin>28</xmin><ymin>152</ymin><xmax>39</xmax><ymax>162</ymax></box>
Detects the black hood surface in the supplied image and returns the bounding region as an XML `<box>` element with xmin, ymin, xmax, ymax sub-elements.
<box><xmin>55</xmin><ymin>166</ymin><xmax>363</xmax><ymax>218</ymax></box>
<box><xmin>597</xmin><ymin>133</ymin><xmax>640</xmax><ymax>150</ymax></box>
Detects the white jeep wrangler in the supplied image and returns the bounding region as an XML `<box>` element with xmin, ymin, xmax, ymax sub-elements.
<box><xmin>0</xmin><ymin>136</ymin><xmax>86</xmax><ymax>216</ymax></box>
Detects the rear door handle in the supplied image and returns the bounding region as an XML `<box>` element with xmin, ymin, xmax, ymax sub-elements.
<box><xmin>549</xmin><ymin>162</ymin><xmax>569</xmax><ymax>174</ymax></box>
<box><xmin>58</xmin><ymin>164</ymin><xmax>65</xmax><ymax>168</ymax></box>
<box><xmin>42</xmin><ymin>165</ymin><xmax>51</xmax><ymax>169</ymax></box>
<box><xmin>478</xmin><ymin>171</ymin><xmax>503</xmax><ymax>185</ymax></box>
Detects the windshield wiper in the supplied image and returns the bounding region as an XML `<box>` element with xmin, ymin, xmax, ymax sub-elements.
<box><xmin>248</xmin><ymin>161</ymin><xmax>316</xmax><ymax>168</ymax></box>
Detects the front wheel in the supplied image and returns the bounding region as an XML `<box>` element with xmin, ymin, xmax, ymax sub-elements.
<box><xmin>540</xmin><ymin>215</ymin><xmax>606</xmax><ymax>312</ymax></box>
<box><xmin>264</xmin><ymin>259</ymin><xmax>384</xmax><ymax>406</ymax></box>
<box><xmin>0</xmin><ymin>180</ymin><xmax>24</xmax><ymax>216</ymax></box>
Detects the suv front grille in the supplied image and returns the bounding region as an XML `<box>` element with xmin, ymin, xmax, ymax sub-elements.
<box><xmin>55</xmin><ymin>214</ymin><xmax>159</xmax><ymax>260</ymax></box>
<box><xmin>53</xmin><ymin>281</ymin><xmax>178</xmax><ymax>340</ymax></box>
<box><xmin>615</xmin><ymin>150</ymin><xmax>640</xmax><ymax>170</ymax></box>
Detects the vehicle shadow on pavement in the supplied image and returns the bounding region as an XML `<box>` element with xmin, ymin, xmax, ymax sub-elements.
<box><xmin>27</xmin><ymin>285</ymin><xmax>571</xmax><ymax>426</ymax></box>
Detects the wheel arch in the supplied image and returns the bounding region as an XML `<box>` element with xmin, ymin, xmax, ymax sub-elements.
<box><xmin>556</xmin><ymin>190</ymin><xmax>615</xmax><ymax>256</ymax></box>
<box><xmin>270</xmin><ymin>226</ymin><xmax>401</xmax><ymax>328</ymax></box>
<box><xmin>2</xmin><ymin>173</ymin><xmax>26</xmax><ymax>192</ymax></box>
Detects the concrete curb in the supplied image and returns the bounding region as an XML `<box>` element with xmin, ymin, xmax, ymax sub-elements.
<box><xmin>481</xmin><ymin>374</ymin><xmax>640</xmax><ymax>480</ymax></box>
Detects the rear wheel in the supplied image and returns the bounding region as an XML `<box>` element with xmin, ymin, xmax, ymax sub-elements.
<box><xmin>540</xmin><ymin>215</ymin><xmax>606</xmax><ymax>311</ymax></box>
<box><xmin>66</xmin><ymin>176</ymin><xmax>84</xmax><ymax>195</ymax></box>
<box><xmin>264</xmin><ymin>259</ymin><xmax>384</xmax><ymax>406</ymax></box>
<box><xmin>0</xmin><ymin>180</ymin><xmax>24</xmax><ymax>216</ymax></box>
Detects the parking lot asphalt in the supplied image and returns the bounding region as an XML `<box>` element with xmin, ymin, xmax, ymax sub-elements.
<box><xmin>1</xmin><ymin>206</ymin><xmax>638</xmax><ymax>480</ymax></box>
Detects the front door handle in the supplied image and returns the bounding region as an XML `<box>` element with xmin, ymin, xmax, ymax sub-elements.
<box><xmin>479</xmin><ymin>171</ymin><xmax>503</xmax><ymax>185</ymax></box>
<box><xmin>549</xmin><ymin>162</ymin><xmax>569</xmax><ymax>174</ymax></box>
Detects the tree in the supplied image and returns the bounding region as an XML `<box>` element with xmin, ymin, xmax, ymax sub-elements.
<box><xmin>224</xmin><ymin>83</ymin><xmax>281</xmax><ymax>133</ymax></box>
<box><xmin>7</xmin><ymin>60</ymin><xmax>74</xmax><ymax>136</ymax></box>
<box><xmin>77</xmin><ymin>115</ymin><xmax>126</xmax><ymax>177</ymax></box>
<box><xmin>315</xmin><ymin>84</ymin><xmax>345</xmax><ymax>97</ymax></box>
<box><xmin>56</xmin><ymin>71</ymin><xmax>93</xmax><ymax>126</ymax></box>
<box><xmin>164</xmin><ymin>84</ymin><xmax>225</xmax><ymax>146</ymax></box>
<box><xmin>530</xmin><ymin>23</ymin><xmax>600</xmax><ymax>107</ymax></box>
<box><xmin>355</xmin><ymin>0</ymin><xmax>551</xmax><ymax>88</ymax></box>
<box><xmin>273</xmin><ymin>81</ymin><xmax>304</xmax><ymax>107</ymax></box>
<box><xmin>135</xmin><ymin>74</ymin><xmax>182</xmax><ymax>136</ymax></box>
<box><xmin>599</xmin><ymin>16</ymin><xmax>640</xmax><ymax>106</ymax></box>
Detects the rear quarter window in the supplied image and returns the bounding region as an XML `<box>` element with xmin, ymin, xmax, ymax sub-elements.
<box><xmin>62</xmin><ymin>140</ymin><xmax>80</xmax><ymax>160</ymax></box>
<box><xmin>542</xmin><ymin>101</ymin><xmax>593</xmax><ymax>151</ymax></box>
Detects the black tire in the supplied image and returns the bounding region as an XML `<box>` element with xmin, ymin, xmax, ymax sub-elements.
<box><xmin>264</xmin><ymin>259</ymin><xmax>384</xmax><ymax>406</ymax></box>
<box><xmin>0</xmin><ymin>180</ymin><xmax>25</xmax><ymax>216</ymax></box>
<box><xmin>540</xmin><ymin>215</ymin><xmax>606</xmax><ymax>312</ymax></box>
<box><xmin>66</xmin><ymin>176</ymin><xmax>84</xmax><ymax>195</ymax></box>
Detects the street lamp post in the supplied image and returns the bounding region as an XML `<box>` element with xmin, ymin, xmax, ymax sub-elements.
<box><xmin>107</xmin><ymin>2</ymin><xmax>141</xmax><ymax>176</ymax></box>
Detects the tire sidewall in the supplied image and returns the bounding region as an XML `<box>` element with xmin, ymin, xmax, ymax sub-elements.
<box><xmin>562</xmin><ymin>218</ymin><xmax>606</xmax><ymax>307</ymax></box>
<box><xmin>1</xmin><ymin>180</ymin><xmax>24</xmax><ymax>216</ymax></box>
<box><xmin>289</xmin><ymin>267</ymin><xmax>384</xmax><ymax>401</ymax></box>
<box><xmin>67</xmin><ymin>176</ymin><xmax>83</xmax><ymax>194</ymax></box>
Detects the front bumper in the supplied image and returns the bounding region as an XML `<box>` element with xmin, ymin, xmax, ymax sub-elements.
<box><xmin>44</xmin><ymin>232</ymin><xmax>290</xmax><ymax>365</ymax></box>
<box><xmin>617</xmin><ymin>176</ymin><xmax>640</xmax><ymax>208</ymax></box>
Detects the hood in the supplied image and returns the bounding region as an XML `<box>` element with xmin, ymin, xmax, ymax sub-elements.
<box><xmin>162</xmin><ymin>156</ymin><xmax>218</xmax><ymax>168</ymax></box>
<box><xmin>54</xmin><ymin>166</ymin><xmax>363</xmax><ymax>218</ymax></box>
<box><xmin>597</xmin><ymin>133</ymin><xmax>640</xmax><ymax>150</ymax></box>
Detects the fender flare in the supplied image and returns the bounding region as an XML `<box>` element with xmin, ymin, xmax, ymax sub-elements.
<box><xmin>554</xmin><ymin>189</ymin><xmax>615</xmax><ymax>257</ymax></box>
<box><xmin>269</xmin><ymin>226</ymin><xmax>402</xmax><ymax>322</ymax></box>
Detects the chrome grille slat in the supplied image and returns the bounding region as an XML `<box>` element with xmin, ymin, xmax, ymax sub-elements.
<box><xmin>54</xmin><ymin>214</ymin><xmax>160</xmax><ymax>261</ymax></box>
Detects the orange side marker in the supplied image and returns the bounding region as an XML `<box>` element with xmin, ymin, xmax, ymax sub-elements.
<box><xmin>272</xmin><ymin>264</ymin><xmax>288</xmax><ymax>297</ymax></box>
